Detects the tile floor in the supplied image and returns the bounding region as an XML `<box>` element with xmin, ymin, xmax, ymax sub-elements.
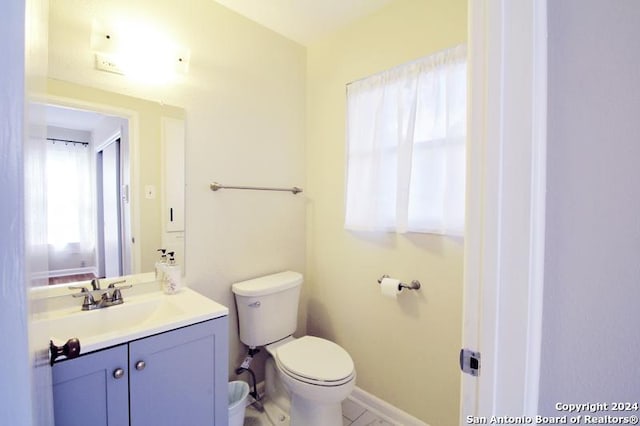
<box><xmin>341</xmin><ymin>398</ymin><xmax>394</xmax><ymax>426</ymax></box>
<box><xmin>243</xmin><ymin>397</ymin><xmax>395</xmax><ymax>426</ymax></box>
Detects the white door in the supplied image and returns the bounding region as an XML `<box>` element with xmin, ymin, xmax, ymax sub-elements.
<box><xmin>98</xmin><ymin>138</ymin><xmax>122</xmax><ymax>278</ymax></box>
<box><xmin>460</xmin><ymin>0</ymin><xmax>547</xmax><ymax>421</ymax></box>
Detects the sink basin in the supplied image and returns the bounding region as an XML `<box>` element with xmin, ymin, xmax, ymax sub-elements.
<box><xmin>32</xmin><ymin>286</ymin><xmax>228</xmax><ymax>358</ymax></box>
<box><xmin>44</xmin><ymin>297</ymin><xmax>185</xmax><ymax>342</ymax></box>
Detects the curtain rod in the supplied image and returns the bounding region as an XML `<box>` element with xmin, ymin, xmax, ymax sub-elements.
<box><xmin>346</xmin><ymin>43</ymin><xmax>467</xmax><ymax>87</ymax></box>
<box><xmin>46</xmin><ymin>137</ymin><xmax>89</xmax><ymax>146</ymax></box>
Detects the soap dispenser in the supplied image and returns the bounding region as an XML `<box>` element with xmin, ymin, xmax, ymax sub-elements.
<box><xmin>163</xmin><ymin>251</ymin><xmax>181</xmax><ymax>294</ymax></box>
<box><xmin>155</xmin><ymin>249</ymin><xmax>167</xmax><ymax>281</ymax></box>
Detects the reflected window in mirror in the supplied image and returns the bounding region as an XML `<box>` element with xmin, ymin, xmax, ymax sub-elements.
<box><xmin>27</xmin><ymin>80</ymin><xmax>185</xmax><ymax>287</ymax></box>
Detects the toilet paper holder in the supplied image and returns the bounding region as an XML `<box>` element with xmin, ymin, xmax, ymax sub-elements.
<box><xmin>377</xmin><ymin>275</ymin><xmax>421</xmax><ymax>291</ymax></box>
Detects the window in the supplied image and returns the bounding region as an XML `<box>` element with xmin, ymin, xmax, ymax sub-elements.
<box><xmin>46</xmin><ymin>139</ymin><xmax>95</xmax><ymax>249</ymax></box>
<box><xmin>345</xmin><ymin>45</ymin><xmax>466</xmax><ymax>235</ymax></box>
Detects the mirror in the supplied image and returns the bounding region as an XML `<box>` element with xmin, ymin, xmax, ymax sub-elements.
<box><xmin>31</xmin><ymin>78</ymin><xmax>185</xmax><ymax>287</ymax></box>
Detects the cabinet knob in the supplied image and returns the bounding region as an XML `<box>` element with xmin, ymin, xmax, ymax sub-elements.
<box><xmin>135</xmin><ymin>360</ymin><xmax>146</xmax><ymax>371</ymax></box>
<box><xmin>113</xmin><ymin>368</ymin><xmax>125</xmax><ymax>379</ymax></box>
<box><xmin>49</xmin><ymin>338</ymin><xmax>81</xmax><ymax>366</ymax></box>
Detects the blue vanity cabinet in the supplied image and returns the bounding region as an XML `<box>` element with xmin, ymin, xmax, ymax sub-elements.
<box><xmin>129</xmin><ymin>318</ymin><xmax>229</xmax><ymax>426</ymax></box>
<box><xmin>52</xmin><ymin>344</ymin><xmax>129</xmax><ymax>426</ymax></box>
<box><xmin>52</xmin><ymin>317</ymin><xmax>229</xmax><ymax>426</ymax></box>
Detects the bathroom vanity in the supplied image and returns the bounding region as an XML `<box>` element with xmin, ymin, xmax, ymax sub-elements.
<box><xmin>32</xmin><ymin>275</ymin><xmax>229</xmax><ymax>426</ymax></box>
<box><xmin>52</xmin><ymin>318</ymin><xmax>227</xmax><ymax>426</ymax></box>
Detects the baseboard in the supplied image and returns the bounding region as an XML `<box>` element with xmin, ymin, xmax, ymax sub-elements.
<box><xmin>253</xmin><ymin>381</ymin><xmax>428</xmax><ymax>426</ymax></box>
<box><xmin>348</xmin><ymin>386</ymin><xmax>429</xmax><ymax>426</ymax></box>
<box><xmin>48</xmin><ymin>266</ymin><xmax>96</xmax><ymax>278</ymax></box>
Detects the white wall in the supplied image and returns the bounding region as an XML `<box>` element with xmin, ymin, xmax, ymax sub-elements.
<box><xmin>48</xmin><ymin>0</ymin><xmax>307</xmax><ymax>378</ymax></box>
<box><xmin>540</xmin><ymin>0</ymin><xmax>640</xmax><ymax>413</ymax></box>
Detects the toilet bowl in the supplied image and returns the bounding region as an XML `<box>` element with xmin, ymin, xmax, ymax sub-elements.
<box><xmin>266</xmin><ymin>336</ymin><xmax>356</xmax><ymax>426</ymax></box>
<box><xmin>232</xmin><ymin>271</ymin><xmax>356</xmax><ymax>426</ymax></box>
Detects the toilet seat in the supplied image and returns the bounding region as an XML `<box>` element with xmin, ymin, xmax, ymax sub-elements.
<box><xmin>274</xmin><ymin>336</ymin><xmax>355</xmax><ymax>387</ymax></box>
<box><xmin>278</xmin><ymin>362</ymin><xmax>355</xmax><ymax>387</ymax></box>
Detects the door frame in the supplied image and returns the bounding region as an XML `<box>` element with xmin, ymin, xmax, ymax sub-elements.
<box><xmin>95</xmin><ymin>134</ymin><xmax>124</xmax><ymax>278</ymax></box>
<box><xmin>461</xmin><ymin>0</ymin><xmax>547</xmax><ymax>420</ymax></box>
<box><xmin>1</xmin><ymin>1</ymin><xmax>32</xmax><ymax>425</ymax></box>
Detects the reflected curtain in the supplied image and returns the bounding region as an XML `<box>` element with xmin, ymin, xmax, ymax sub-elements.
<box><xmin>45</xmin><ymin>140</ymin><xmax>95</xmax><ymax>268</ymax></box>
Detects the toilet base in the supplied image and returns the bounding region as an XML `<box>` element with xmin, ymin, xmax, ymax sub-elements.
<box><xmin>265</xmin><ymin>357</ymin><xmax>291</xmax><ymax>414</ymax></box>
<box><xmin>265</xmin><ymin>356</ymin><xmax>351</xmax><ymax>426</ymax></box>
<box><xmin>290</xmin><ymin>393</ymin><xmax>343</xmax><ymax>426</ymax></box>
<box><xmin>261</xmin><ymin>398</ymin><xmax>290</xmax><ymax>426</ymax></box>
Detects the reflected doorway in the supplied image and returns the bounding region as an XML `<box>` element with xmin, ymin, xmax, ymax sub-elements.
<box><xmin>44</xmin><ymin>104</ymin><xmax>131</xmax><ymax>284</ymax></box>
<box><xmin>96</xmin><ymin>136</ymin><xmax>123</xmax><ymax>278</ymax></box>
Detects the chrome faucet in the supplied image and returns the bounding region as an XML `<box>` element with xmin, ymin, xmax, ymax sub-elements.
<box><xmin>69</xmin><ymin>280</ymin><xmax>132</xmax><ymax>311</ymax></box>
<box><xmin>108</xmin><ymin>281</ymin><xmax>130</xmax><ymax>304</ymax></box>
<box><xmin>69</xmin><ymin>285</ymin><xmax>98</xmax><ymax>310</ymax></box>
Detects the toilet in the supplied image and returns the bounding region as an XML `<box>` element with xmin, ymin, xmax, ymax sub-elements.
<box><xmin>232</xmin><ymin>271</ymin><xmax>356</xmax><ymax>426</ymax></box>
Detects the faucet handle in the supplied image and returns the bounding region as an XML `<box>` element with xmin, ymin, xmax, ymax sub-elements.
<box><xmin>108</xmin><ymin>280</ymin><xmax>132</xmax><ymax>302</ymax></box>
<box><xmin>69</xmin><ymin>286</ymin><xmax>97</xmax><ymax>310</ymax></box>
<box><xmin>69</xmin><ymin>285</ymin><xmax>100</xmax><ymax>297</ymax></box>
<box><xmin>107</xmin><ymin>280</ymin><xmax>129</xmax><ymax>289</ymax></box>
<box><xmin>71</xmin><ymin>287</ymin><xmax>107</xmax><ymax>297</ymax></box>
<box><xmin>111</xmin><ymin>284</ymin><xmax>132</xmax><ymax>303</ymax></box>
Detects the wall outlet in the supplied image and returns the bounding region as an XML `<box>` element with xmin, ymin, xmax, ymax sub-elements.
<box><xmin>95</xmin><ymin>53</ymin><xmax>124</xmax><ymax>75</ymax></box>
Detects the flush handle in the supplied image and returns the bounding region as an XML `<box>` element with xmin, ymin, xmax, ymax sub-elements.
<box><xmin>248</xmin><ymin>301</ymin><xmax>261</xmax><ymax>308</ymax></box>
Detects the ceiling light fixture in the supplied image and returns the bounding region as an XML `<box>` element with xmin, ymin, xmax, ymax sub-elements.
<box><xmin>91</xmin><ymin>19</ymin><xmax>190</xmax><ymax>85</ymax></box>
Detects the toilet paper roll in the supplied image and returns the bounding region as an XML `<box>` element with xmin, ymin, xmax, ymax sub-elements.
<box><xmin>380</xmin><ymin>277</ymin><xmax>401</xmax><ymax>299</ymax></box>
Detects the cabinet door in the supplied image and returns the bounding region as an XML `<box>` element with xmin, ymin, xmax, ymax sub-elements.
<box><xmin>52</xmin><ymin>344</ymin><xmax>129</xmax><ymax>426</ymax></box>
<box><xmin>129</xmin><ymin>318</ymin><xmax>229</xmax><ymax>426</ymax></box>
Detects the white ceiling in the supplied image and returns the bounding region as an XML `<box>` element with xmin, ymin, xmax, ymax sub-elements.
<box><xmin>46</xmin><ymin>104</ymin><xmax>105</xmax><ymax>131</ymax></box>
<box><xmin>213</xmin><ymin>0</ymin><xmax>395</xmax><ymax>45</ymax></box>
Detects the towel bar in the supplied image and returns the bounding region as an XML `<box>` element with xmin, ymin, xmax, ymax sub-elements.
<box><xmin>210</xmin><ymin>182</ymin><xmax>302</xmax><ymax>194</ymax></box>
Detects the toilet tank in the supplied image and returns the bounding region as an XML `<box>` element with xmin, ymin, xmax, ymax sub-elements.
<box><xmin>232</xmin><ymin>271</ymin><xmax>302</xmax><ymax>348</ymax></box>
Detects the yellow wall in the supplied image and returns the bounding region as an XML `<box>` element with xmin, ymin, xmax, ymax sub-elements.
<box><xmin>305</xmin><ymin>0</ymin><xmax>467</xmax><ymax>423</ymax></box>
<box><xmin>46</xmin><ymin>79</ymin><xmax>184</xmax><ymax>274</ymax></box>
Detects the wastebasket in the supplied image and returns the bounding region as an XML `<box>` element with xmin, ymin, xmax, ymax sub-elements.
<box><xmin>228</xmin><ymin>380</ymin><xmax>250</xmax><ymax>426</ymax></box>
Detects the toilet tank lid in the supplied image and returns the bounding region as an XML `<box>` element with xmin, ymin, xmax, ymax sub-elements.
<box><xmin>231</xmin><ymin>271</ymin><xmax>302</xmax><ymax>296</ymax></box>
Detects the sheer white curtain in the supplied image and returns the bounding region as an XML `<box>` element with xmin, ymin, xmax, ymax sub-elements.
<box><xmin>345</xmin><ymin>45</ymin><xmax>466</xmax><ymax>235</ymax></box>
<box><xmin>45</xmin><ymin>140</ymin><xmax>95</xmax><ymax>258</ymax></box>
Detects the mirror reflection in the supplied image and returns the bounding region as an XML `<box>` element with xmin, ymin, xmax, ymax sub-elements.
<box><xmin>35</xmin><ymin>79</ymin><xmax>184</xmax><ymax>286</ymax></box>
<box><xmin>44</xmin><ymin>103</ymin><xmax>131</xmax><ymax>284</ymax></box>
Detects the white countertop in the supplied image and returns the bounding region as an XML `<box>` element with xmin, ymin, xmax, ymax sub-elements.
<box><xmin>31</xmin><ymin>278</ymin><xmax>228</xmax><ymax>360</ymax></box>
